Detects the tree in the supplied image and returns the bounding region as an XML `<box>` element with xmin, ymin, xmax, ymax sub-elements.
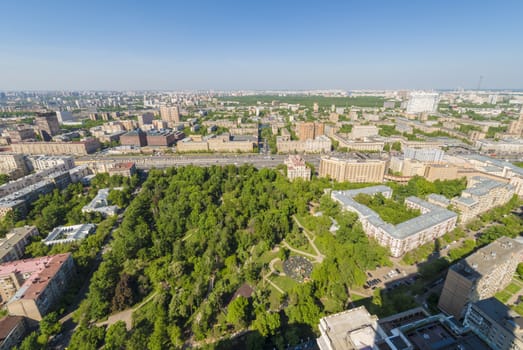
<box><xmin>252</xmin><ymin>311</ymin><xmax>281</xmax><ymax>337</ymax></box>
<box><xmin>226</xmin><ymin>296</ymin><xmax>249</xmax><ymax>327</ymax></box>
<box><xmin>68</xmin><ymin>325</ymin><xmax>105</xmax><ymax>350</ymax></box>
<box><xmin>0</xmin><ymin>174</ymin><xmax>9</xmax><ymax>186</ymax></box>
<box><xmin>105</xmin><ymin>321</ymin><xmax>128</xmax><ymax>350</ymax></box>
<box><xmin>517</xmin><ymin>263</ymin><xmax>523</xmax><ymax>280</ymax></box>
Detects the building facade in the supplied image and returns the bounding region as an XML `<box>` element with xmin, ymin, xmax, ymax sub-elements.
<box><xmin>296</xmin><ymin>122</ymin><xmax>324</xmax><ymax>141</ymax></box>
<box><xmin>406</xmin><ymin>92</ymin><xmax>439</xmax><ymax>114</ymax></box>
<box><xmin>10</xmin><ymin>139</ymin><xmax>100</xmax><ymax>155</ymax></box>
<box><xmin>438</xmin><ymin>237</ymin><xmax>523</xmax><ymax>319</ymax></box>
<box><xmin>284</xmin><ymin>155</ymin><xmax>311</xmax><ymax>181</ymax></box>
<box><xmin>276</xmin><ymin>135</ymin><xmax>332</xmax><ymax>154</ymax></box>
<box><xmin>0</xmin><ymin>226</ymin><xmax>39</xmax><ymax>263</ymax></box>
<box><xmin>319</xmin><ymin>157</ymin><xmax>386</xmax><ymax>183</ymax></box>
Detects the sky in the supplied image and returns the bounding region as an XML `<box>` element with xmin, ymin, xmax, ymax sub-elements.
<box><xmin>1</xmin><ymin>0</ymin><xmax>522</xmax><ymax>90</ymax></box>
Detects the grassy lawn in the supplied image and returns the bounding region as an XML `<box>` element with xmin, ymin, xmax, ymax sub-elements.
<box><xmin>267</xmin><ymin>285</ymin><xmax>283</xmax><ymax>310</ymax></box>
<box><xmin>321</xmin><ymin>297</ymin><xmax>343</xmax><ymax>314</ymax></box>
<box><xmin>350</xmin><ymin>292</ymin><xmax>368</xmax><ymax>302</ymax></box>
<box><xmin>270</xmin><ymin>275</ymin><xmax>299</xmax><ymax>293</ymax></box>
<box><xmin>495</xmin><ymin>290</ymin><xmax>512</xmax><ymax>304</ymax></box>
<box><xmin>506</xmin><ymin>282</ymin><xmax>522</xmax><ymax>295</ymax></box>
<box><xmin>254</xmin><ymin>249</ymin><xmax>279</xmax><ymax>265</ymax></box>
<box><xmin>273</xmin><ymin>260</ymin><xmax>283</xmax><ymax>273</ymax></box>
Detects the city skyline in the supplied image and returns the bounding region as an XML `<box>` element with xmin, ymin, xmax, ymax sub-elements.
<box><xmin>2</xmin><ymin>0</ymin><xmax>523</xmax><ymax>90</ymax></box>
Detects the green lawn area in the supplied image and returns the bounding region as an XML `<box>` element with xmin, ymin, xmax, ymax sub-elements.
<box><xmin>273</xmin><ymin>260</ymin><xmax>283</xmax><ymax>273</ymax></box>
<box><xmin>267</xmin><ymin>285</ymin><xmax>283</xmax><ymax>310</ymax></box>
<box><xmin>350</xmin><ymin>293</ymin><xmax>367</xmax><ymax>302</ymax></box>
<box><xmin>270</xmin><ymin>275</ymin><xmax>299</xmax><ymax>293</ymax></box>
<box><xmin>495</xmin><ymin>290</ymin><xmax>512</xmax><ymax>304</ymax></box>
<box><xmin>254</xmin><ymin>249</ymin><xmax>279</xmax><ymax>265</ymax></box>
<box><xmin>353</xmin><ymin>193</ymin><xmax>421</xmax><ymax>225</ymax></box>
<box><xmin>506</xmin><ymin>282</ymin><xmax>522</xmax><ymax>295</ymax></box>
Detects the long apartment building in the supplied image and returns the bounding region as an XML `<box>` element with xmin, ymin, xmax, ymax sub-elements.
<box><xmin>276</xmin><ymin>135</ymin><xmax>332</xmax><ymax>154</ymax></box>
<box><xmin>0</xmin><ymin>253</ymin><xmax>75</xmax><ymax>321</ymax></box>
<box><xmin>319</xmin><ymin>156</ymin><xmax>387</xmax><ymax>183</ymax></box>
<box><xmin>9</xmin><ymin>139</ymin><xmax>100</xmax><ymax>155</ymax></box>
<box><xmin>451</xmin><ymin>176</ymin><xmax>515</xmax><ymax>223</ymax></box>
<box><xmin>332</xmin><ymin>186</ymin><xmax>457</xmax><ymax>257</ymax></box>
<box><xmin>438</xmin><ymin>237</ymin><xmax>523</xmax><ymax>319</ymax></box>
<box><xmin>464</xmin><ymin>298</ymin><xmax>523</xmax><ymax>350</ymax></box>
<box><xmin>0</xmin><ymin>226</ymin><xmax>39</xmax><ymax>263</ymax></box>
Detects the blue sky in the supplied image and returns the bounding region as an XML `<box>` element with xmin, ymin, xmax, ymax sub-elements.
<box><xmin>1</xmin><ymin>0</ymin><xmax>522</xmax><ymax>90</ymax></box>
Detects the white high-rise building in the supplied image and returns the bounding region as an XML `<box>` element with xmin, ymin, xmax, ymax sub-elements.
<box><xmin>406</xmin><ymin>92</ymin><xmax>439</xmax><ymax>114</ymax></box>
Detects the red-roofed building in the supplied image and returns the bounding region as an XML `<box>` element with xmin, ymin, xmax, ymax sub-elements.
<box><xmin>0</xmin><ymin>253</ymin><xmax>75</xmax><ymax>321</ymax></box>
<box><xmin>108</xmin><ymin>162</ymin><xmax>137</xmax><ymax>177</ymax></box>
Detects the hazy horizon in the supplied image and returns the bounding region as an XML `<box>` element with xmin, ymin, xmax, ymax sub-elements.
<box><xmin>2</xmin><ymin>0</ymin><xmax>523</xmax><ymax>91</ymax></box>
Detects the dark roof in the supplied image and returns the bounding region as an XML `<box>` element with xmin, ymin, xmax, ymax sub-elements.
<box><xmin>231</xmin><ymin>283</ymin><xmax>254</xmax><ymax>300</ymax></box>
<box><xmin>0</xmin><ymin>315</ymin><xmax>25</xmax><ymax>341</ymax></box>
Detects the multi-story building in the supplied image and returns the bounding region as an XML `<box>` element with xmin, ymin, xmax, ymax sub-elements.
<box><xmin>438</xmin><ymin>237</ymin><xmax>523</xmax><ymax>319</ymax></box>
<box><xmin>276</xmin><ymin>135</ymin><xmax>332</xmax><ymax>154</ymax></box>
<box><xmin>108</xmin><ymin>162</ymin><xmax>136</xmax><ymax>177</ymax></box>
<box><xmin>284</xmin><ymin>155</ymin><xmax>311</xmax><ymax>181</ymax></box>
<box><xmin>332</xmin><ymin>186</ymin><xmax>457</xmax><ymax>257</ymax></box>
<box><xmin>464</xmin><ymin>298</ymin><xmax>523</xmax><ymax>350</ymax></box>
<box><xmin>81</xmin><ymin>188</ymin><xmax>118</xmax><ymax>217</ymax></box>
<box><xmin>35</xmin><ymin>112</ymin><xmax>60</xmax><ymax>141</ymax></box>
<box><xmin>0</xmin><ymin>253</ymin><xmax>75</xmax><ymax>321</ymax></box>
<box><xmin>0</xmin><ymin>315</ymin><xmax>28</xmax><ymax>350</ymax></box>
<box><xmin>451</xmin><ymin>177</ymin><xmax>515</xmax><ymax>223</ymax></box>
<box><xmin>146</xmin><ymin>129</ymin><xmax>176</xmax><ymax>146</ymax></box>
<box><xmin>0</xmin><ymin>226</ymin><xmax>39</xmax><ymax>263</ymax></box>
<box><xmin>349</xmin><ymin>125</ymin><xmax>379</xmax><ymax>139</ymax></box>
<box><xmin>0</xmin><ymin>154</ymin><xmax>28</xmax><ymax>179</ymax></box>
<box><xmin>207</xmin><ymin>134</ymin><xmax>255</xmax><ymax>153</ymax></box>
<box><xmin>331</xmin><ymin>134</ymin><xmax>384</xmax><ymax>152</ymax></box>
<box><xmin>406</xmin><ymin>92</ymin><xmax>439</xmax><ymax>114</ymax></box>
<box><xmin>6</xmin><ymin>125</ymin><xmax>35</xmax><ymax>143</ymax></box>
<box><xmin>26</xmin><ymin>155</ymin><xmax>74</xmax><ymax>172</ymax></box>
<box><xmin>160</xmin><ymin>106</ymin><xmax>180</xmax><ymax>125</ymax></box>
<box><xmin>296</xmin><ymin>122</ymin><xmax>324</xmax><ymax>141</ymax></box>
<box><xmin>43</xmin><ymin>224</ymin><xmax>96</xmax><ymax>246</ymax></box>
<box><xmin>476</xmin><ymin>138</ymin><xmax>523</xmax><ymax>154</ymax></box>
<box><xmin>10</xmin><ymin>139</ymin><xmax>100</xmax><ymax>155</ymax></box>
<box><xmin>120</xmin><ymin>129</ymin><xmax>147</xmax><ymax>147</ymax></box>
<box><xmin>403</xmin><ymin>147</ymin><xmax>444</xmax><ymax>162</ymax></box>
<box><xmin>507</xmin><ymin>112</ymin><xmax>523</xmax><ymax>137</ymax></box>
<box><xmin>55</xmin><ymin>111</ymin><xmax>73</xmax><ymax>125</ymax></box>
<box><xmin>137</xmin><ymin>112</ymin><xmax>154</xmax><ymax>127</ymax></box>
<box><xmin>319</xmin><ymin>157</ymin><xmax>386</xmax><ymax>183</ymax></box>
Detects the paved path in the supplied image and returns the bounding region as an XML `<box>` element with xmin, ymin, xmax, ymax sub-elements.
<box><xmin>281</xmin><ymin>241</ymin><xmax>323</xmax><ymax>263</ymax></box>
<box><xmin>263</xmin><ymin>258</ymin><xmax>285</xmax><ymax>294</ymax></box>
<box><xmin>291</xmin><ymin>216</ymin><xmax>325</xmax><ymax>262</ymax></box>
<box><xmin>96</xmin><ymin>290</ymin><xmax>158</xmax><ymax>330</ymax></box>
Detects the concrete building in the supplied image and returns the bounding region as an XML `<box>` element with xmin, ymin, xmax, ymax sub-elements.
<box><xmin>35</xmin><ymin>112</ymin><xmax>60</xmax><ymax>141</ymax></box>
<box><xmin>137</xmin><ymin>112</ymin><xmax>154</xmax><ymax>127</ymax></box>
<box><xmin>0</xmin><ymin>253</ymin><xmax>75</xmax><ymax>321</ymax></box>
<box><xmin>319</xmin><ymin>157</ymin><xmax>386</xmax><ymax>183</ymax></box>
<box><xmin>476</xmin><ymin>138</ymin><xmax>523</xmax><ymax>154</ymax></box>
<box><xmin>0</xmin><ymin>154</ymin><xmax>28</xmax><ymax>179</ymax></box>
<box><xmin>43</xmin><ymin>224</ymin><xmax>96</xmax><ymax>246</ymax></box>
<box><xmin>146</xmin><ymin>129</ymin><xmax>176</xmax><ymax>146</ymax></box>
<box><xmin>403</xmin><ymin>147</ymin><xmax>444</xmax><ymax>162</ymax></box>
<box><xmin>276</xmin><ymin>135</ymin><xmax>332</xmax><ymax>154</ymax></box>
<box><xmin>9</xmin><ymin>139</ymin><xmax>100</xmax><ymax>155</ymax></box>
<box><xmin>0</xmin><ymin>315</ymin><xmax>28</xmax><ymax>350</ymax></box>
<box><xmin>120</xmin><ymin>129</ymin><xmax>147</xmax><ymax>147</ymax></box>
<box><xmin>331</xmin><ymin>134</ymin><xmax>385</xmax><ymax>152</ymax></box>
<box><xmin>26</xmin><ymin>155</ymin><xmax>74</xmax><ymax>172</ymax></box>
<box><xmin>451</xmin><ymin>177</ymin><xmax>515</xmax><ymax>223</ymax></box>
<box><xmin>424</xmin><ymin>164</ymin><xmax>460</xmax><ymax>182</ymax></box>
<box><xmin>296</xmin><ymin>122</ymin><xmax>324</xmax><ymax>141</ymax></box>
<box><xmin>332</xmin><ymin>186</ymin><xmax>457</xmax><ymax>257</ymax></box>
<box><xmin>438</xmin><ymin>237</ymin><xmax>523</xmax><ymax>319</ymax></box>
<box><xmin>55</xmin><ymin>111</ymin><xmax>73</xmax><ymax>125</ymax></box>
<box><xmin>6</xmin><ymin>125</ymin><xmax>35</xmax><ymax>143</ymax></box>
<box><xmin>108</xmin><ymin>162</ymin><xmax>136</xmax><ymax>177</ymax></box>
<box><xmin>284</xmin><ymin>155</ymin><xmax>311</xmax><ymax>181</ymax></box>
<box><xmin>82</xmin><ymin>188</ymin><xmax>118</xmax><ymax>217</ymax></box>
<box><xmin>317</xmin><ymin>306</ymin><xmax>387</xmax><ymax>350</ymax></box>
<box><xmin>349</xmin><ymin>125</ymin><xmax>379</xmax><ymax>140</ymax></box>
<box><xmin>160</xmin><ymin>106</ymin><xmax>180</xmax><ymax>125</ymax></box>
<box><xmin>0</xmin><ymin>226</ymin><xmax>39</xmax><ymax>263</ymax></box>
<box><xmin>464</xmin><ymin>298</ymin><xmax>523</xmax><ymax>350</ymax></box>
<box><xmin>507</xmin><ymin>112</ymin><xmax>523</xmax><ymax>137</ymax></box>
<box><xmin>406</xmin><ymin>92</ymin><xmax>439</xmax><ymax>114</ymax></box>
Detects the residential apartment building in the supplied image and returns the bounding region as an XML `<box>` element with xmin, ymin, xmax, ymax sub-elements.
<box><xmin>403</xmin><ymin>147</ymin><xmax>444</xmax><ymax>162</ymax></box>
<box><xmin>319</xmin><ymin>157</ymin><xmax>386</xmax><ymax>183</ymax></box>
<box><xmin>160</xmin><ymin>106</ymin><xmax>180</xmax><ymax>125</ymax></box>
<box><xmin>5</xmin><ymin>125</ymin><xmax>35</xmax><ymax>143</ymax></box>
<box><xmin>35</xmin><ymin>112</ymin><xmax>60</xmax><ymax>141</ymax></box>
<box><xmin>120</xmin><ymin>129</ymin><xmax>147</xmax><ymax>147</ymax></box>
<box><xmin>406</xmin><ymin>92</ymin><xmax>439</xmax><ymax>114</ymax></box>
<box><xmin>137</xmin><ymin>112</ymin><xmax>154</xmax><ymax>127</ymax></box>
<box><xmin>284</xmin><ymin>155</ymin><xmax>311</xmax><ymax>181</ymax></box>
<box><xmin>276</xmin><ymin>135</ymin><xmax>332</xmax><ymax>154</ymax></box>
<box><xmin>332</xmin><ymin>186</ymin><xmax>457</xmax><ymax>257</ymax></box>
<box><xmin>451</xmin><ymin>177</ymin><xmax>515</xmax><ymax>223</ymax></box>
<box><xmin>296</xmin><ymin>122</ymin><xmax>324</xmax><ymax>141</ymax></box>
<box><xmin>0</xmin><ymin>315</ymin><xmax>28</xmax><ymax>350</ymax></box>
<box><xmin>146</xmin><ymin>130</ymin><xmax>176</xmax><ymax>146</ymax></box>
<box><xmin>331</xmin><ymin>133</ymin><xmax>385</xmax><ymax>152</ymax></box>
<box><xmin>0</xmin><ymin>226</ymin><xmax>39</xmax><ymax>263</ymax></box>
<box><xmin>476</xmin><ymin>138</ymin><xmax>523</xmax><ymax>154</ymax></box>
<box><xmin>0</xmin><ymin>154</ymin><xmax>28</xmax><ymax>179</ymax></box>
<box><xmin>108</xmin><ymin>162</ymin><xmax>136</xmax><ymax>177</ymax></box>
<box><xmin>464</xmin><ymin>298</ymin><xmax>523</xmax><ymax>350</ymax></box>
<box><xmin>26</xmin><ymin>155</ymin><xmax>75</xmax><ymax>172</ymax></box>
<box><xmin>0</xmin><ymin>253</ymin><xmax>75</xmax><ymax>321</ymax></box>
<box><xmin>9</xmin><ymin>139</ymin><xmax>100</xmax><ymax>155</ymax></box>
<box><xmin>349</xmin><ymin>125</ymin><xmax>379</xmax><ymax>139</ymax></box>
<box><xmin>438</xmin><ymin>237</ymin><xmax>523</xmax><ymax>319</ymax></box>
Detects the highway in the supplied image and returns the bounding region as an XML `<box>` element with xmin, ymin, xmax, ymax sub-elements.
<box><xmin>76</xmin><ymin>153</ymin><xmax>322</xmax><ymax>170</ymax></box>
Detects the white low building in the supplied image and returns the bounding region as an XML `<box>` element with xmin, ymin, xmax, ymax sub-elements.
<box><xmin>81</xmin><ymin>188</ymin><xmax>119</xmax><ymax>217</ymax></box>
<box><xmin>332</xmin><ymin>186</ymin><xmax>457</xmax><ymax>257</ymax></box>
<box><xmin>43</xmin><ymin>224</ymin><xmax>96</xmax><ymax>246</ymax></box>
